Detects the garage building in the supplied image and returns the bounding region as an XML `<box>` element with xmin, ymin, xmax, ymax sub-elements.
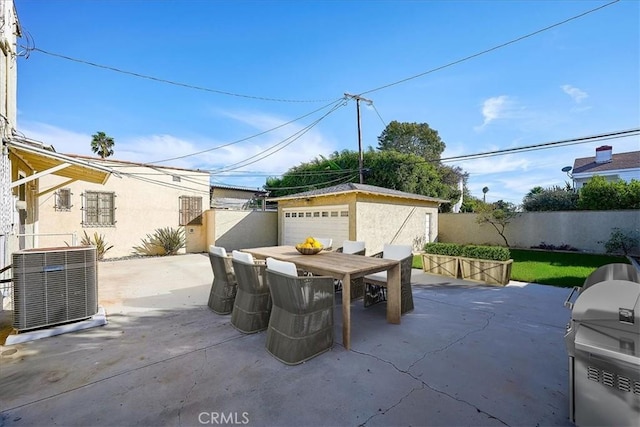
<box><xmin>269</xmin><ymin>183</ymin><xmax>447</xmax><ymax>254</ymax></box>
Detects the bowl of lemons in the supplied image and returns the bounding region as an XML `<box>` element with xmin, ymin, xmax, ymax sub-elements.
<box><xmin>295</xmin><ymin>237</ymin><xmax>324</xmax><ymax>255</ymax></box>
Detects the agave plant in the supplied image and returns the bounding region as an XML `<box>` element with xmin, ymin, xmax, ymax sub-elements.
<box><xmin>132</xmin><ymin>227</ymin><xmax>185</xmax><ymax>256</ymax></box>
<box><xmin>79</xmin><ymin>231</ymin><xmax>114</xmax><ymax>260</ymax></box>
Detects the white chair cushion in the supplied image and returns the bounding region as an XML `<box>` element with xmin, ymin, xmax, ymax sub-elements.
<box><xmin>314</xmin><ymin>238</ymin><xmax>333</xmax><ymax>249</ymax></box>
<box><xmin>342</xmin><ymin>240</ymin><xmax>365</xmax><ymax>254</ymax></box>
<box><xmin>364</xmin><ymin>271</ymin><xmax>387</xmax><ymax>284</ymax></box>
<box><xmin>232</xmin><ymin>250</ymin><xmax>254</xmax><ymax>264</ymax></box>
<box><xmin>383</xmin><ymin>244</ymin><xmax>412</xmax><ymax>260</ymax></box>
<box><xmin>266</xmin><ymin>257</ymin><xmax>298</xmax><ymax>277</ymax></box>
<box><xmin>209</xmin><ymin>245</ymin><xmax>227</xmax><ymax>257</ymax></box>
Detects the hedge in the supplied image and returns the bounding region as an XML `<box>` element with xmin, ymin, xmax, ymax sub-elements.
<box><xmin>424</xmin><ymin>242</ymin><xmax>510</xmax><ymax>261</ymax></box>
<box><xmin>423</xmin><ymin>242</ymin><xmax>463</xmax><ymax>256</ymax></box>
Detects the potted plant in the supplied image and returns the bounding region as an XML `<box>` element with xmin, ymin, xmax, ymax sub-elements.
<box><xmin>422</xmin><ymin>243</ymin><xmax>462</xmax><ymax>278</ymax></box>
<box><xmin>458</xmin><ymin>245</ymin><xmax>513</xmax><ymax>286</ymax></box>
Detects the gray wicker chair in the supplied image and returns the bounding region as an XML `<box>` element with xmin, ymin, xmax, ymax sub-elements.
<box><xmin>230</xmin><ymin>251</ymin><xmax>272</xmax><ymax>333</ymax></box>
<box><xmin>335</xmin><ymin>240</ymin><xmax>367</xmax><ymax>300</ymax></box>
<box><xmin>207</xmin><ymin>246</ymin><xmax>237</xmax><ymax>315</ymax></box>
<box><xmin>265</xmin><ymin>258</ymin><xmax>335</xmax><ymax>365</ymax></box>
<box><xmin>363</xmin><ymin>244</ymin><xmax>414</xmax><ymax>315</ymax></box>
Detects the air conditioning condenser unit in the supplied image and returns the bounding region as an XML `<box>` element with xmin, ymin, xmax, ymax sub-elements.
<box><xmin>12</xmin><ymin>246</ymin><xmax>98</xmax><ymax>332</ymax></box>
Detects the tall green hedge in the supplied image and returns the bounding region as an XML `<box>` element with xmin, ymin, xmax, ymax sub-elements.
<box><xmin>424</xmin><ymin>242</ymin><xmax>510</xmax><ymax>261</ymax></box>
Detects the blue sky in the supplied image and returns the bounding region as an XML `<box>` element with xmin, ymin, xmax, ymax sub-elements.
<box><xmin>14</xmin><ymin>0</ymin><xmax>640</xmax><ymax>205</ymax></box>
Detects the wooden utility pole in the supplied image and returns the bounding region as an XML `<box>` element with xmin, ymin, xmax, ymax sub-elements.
<box><xmin>344</xmin><ymin>93</ymin><xmax>372</xmax><ymax>184</ymax></box>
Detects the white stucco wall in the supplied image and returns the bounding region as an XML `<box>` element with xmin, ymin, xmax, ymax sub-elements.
<box><xmin>36</xmin><ymin>161</ymin><xmax>210</xmax><ymax>259</ymax></box>
<box><xmin>356</xmin><ymin>201</ymin><xmax>439</xmax><ymax>255</ymax></box>
<box><xmin>211</xmin><ymin>210</ymin><xmax>277</xmax><ymax>251</ymax></box>
<box><xmin>439</xmin><ymin>210</ymin><xmax>640</xmax><ymax>254</ymax></box>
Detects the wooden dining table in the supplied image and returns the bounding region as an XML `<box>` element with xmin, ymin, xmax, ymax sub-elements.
<box><xmin>242</xmin><ymin>245</ymin><xmax>401</xmax><ymax>350</ymax></box>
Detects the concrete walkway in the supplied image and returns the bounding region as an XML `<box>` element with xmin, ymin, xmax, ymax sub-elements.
<box><xmin>0</xmin><ymin>253</ymin><xmax>573</xmax><ymax>427</ymax></box>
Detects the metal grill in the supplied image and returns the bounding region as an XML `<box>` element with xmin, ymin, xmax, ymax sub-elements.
<box><xmin>564</xmin><ymin>263</ymin><xmax>640</xmax><ymax>427</ymax></box>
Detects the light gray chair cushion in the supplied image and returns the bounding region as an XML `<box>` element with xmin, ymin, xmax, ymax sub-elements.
<box><xmin>266</xmin><ymin>257</ymin><xmax>298</xmax><ymax>277</ymax></box>
<box><xmin>383</xmin><ymin>244</ymin><xmax>412</xmax><ymax>260</ymax></box>
<box><xmin>232</xmin><ymin>250</ymin><xmax>254</xmax><ymax>264</ymax></box>
<box><xmin>342</xmin><ymin>240</ymin><xmax>366</xmax><ymax>254</ymax></box>
<box><xmin>209</xmin><ymin>245</ymin><xmax>228</xmax><ymax>257</ymax></box>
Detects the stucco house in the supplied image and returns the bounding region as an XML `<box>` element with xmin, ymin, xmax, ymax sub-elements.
<box><xmin>210</xmin><ymin>184</ymin><xmax>268</xmax><ymax>210</ymax></box>
<box><xmin>268</xmin><ymin>183</ymin><xmax>448</xmax><ymax>254</ymax></box>
<box><xmin>34</xmin><ymin>154</ymin><xmax>211</xmax><ymax>259</ymax></box>
<box><xmin>571</xmin><ymin>145</ymin><xmax>640</xmax><ymax>189</ymax></box>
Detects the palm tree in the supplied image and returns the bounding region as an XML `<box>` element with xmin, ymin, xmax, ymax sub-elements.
<box><xmin>90</xmin><ymin>131</ymin><xmax>115</xmax><ymax>158</ymax></box>
<box><xmin>482</xmin><ymin>186</ymin><xmax>489</xmax><ymax>203</ymax></box>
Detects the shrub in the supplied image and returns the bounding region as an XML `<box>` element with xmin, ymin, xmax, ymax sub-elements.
<box><xmin>133</xmin><ymin>227</ymin><xmax>185</xmax><ymax>256</ymax></box>
<box><xmin>423</xmin><ymin>242</ymin><xmax>463</xmax><ymax>256</ymax></box>
<box><xmin>601</xmin><ymin>227</ymin><xmax>640</xmax><ymax>256</ymax></box>
<box><xmin>73</xmin><ymin>231</ymin><xmax>113</xmax><ymax>260</ymax></box>
<box><xmin>530</xmin><ymin>242</ymin><xmax>578</xmax><ymax>251</ymax></box>
<box><xmin>460</xmin><ymin>244</ymin><xmax>511</xmax><ymax>261</ymax></box>
<box><xmin>424</xmin><ymin>242</ymin><xmax>511</xmax><ymax>261</ymax></box>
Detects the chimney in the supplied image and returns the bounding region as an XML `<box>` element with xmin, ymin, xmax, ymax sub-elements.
<box><xmin>595</xmin><ymin>145</ymin><xmax>612</xmax><ymax>163</ymax></box>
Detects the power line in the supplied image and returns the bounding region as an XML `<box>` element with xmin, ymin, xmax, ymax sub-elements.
<box><xmin>147</xmin><ymin>97</ymin><xmax>346</xmax><ymax>164</ymax></box>
<box><xmin>210</xmin><ymin>98</ymin><xmax>347</xmax><ymax>174</ymax></box>
<box><xmin>439</xmin><ymin>128</ymin><xmax>639</xmax><ymax>164</ymax></box>
<box><xmin>359</xmin><ymin>0</ymin><xmax>620</xmax><ymax>96</ymax></box>
<box><xmin>264</xmin><ymin>173</ymin><xmax>359</xmax><ymax>191</ymax></box>
<box><xmin>25</xmin><ymin>47</ymin><xmax>334</xmax><ymax>104</ymax></box>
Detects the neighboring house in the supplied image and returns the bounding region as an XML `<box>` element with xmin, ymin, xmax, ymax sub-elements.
<box><xmin>36</xmin><ymin>154</ymin><xmax>211</xmax><ymax>259</ymax></box>
<box><xmin>268</xmin><ymin>183</ymin><xmax>448</xmax><ymax>254</ymax></box>
<box><xmin>571</xmin><ymin>145</ymin><xmax>640</xmax><ymax>189</ymax></box>
<box><xmin>211</xmin><ymin>184</ymin><xmax>268</xmax><ymax>210</ymax></box>
<box><xmin>1</xmin><ymin>0</ymin><xmax>22</xmax><ymax>268</ymax></box>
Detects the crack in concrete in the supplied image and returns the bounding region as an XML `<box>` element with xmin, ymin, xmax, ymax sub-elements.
<box><xmin>351</xmin><ymin>306</ymin><xmax>510</xmax><ymax>426</ymax></box>
<box><xmin>177</xmin><ymin>347</ymin><xmax>208</xmax><ymax>427</ymax></box>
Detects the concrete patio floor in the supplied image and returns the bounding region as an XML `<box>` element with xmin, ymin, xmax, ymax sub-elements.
<box><xmin>0</xmin><ymin>253</ymin><xmax>573</xmax><ymax>427</ymax></box>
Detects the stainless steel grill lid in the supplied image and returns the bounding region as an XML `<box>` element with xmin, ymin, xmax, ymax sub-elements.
<box><xmin>565</xmin><ymin>275</ymin><xmax>640</xmax><ymax>427</ymax></box>
<box><xmin>582</xmin><ymin>263</ymin><xmax>640</xmax><ymax>293</ymax></box>
<box><xmin>572</xmin><ymin>280</ymin><xmax>639</xmax><ymax>365</ymax></box>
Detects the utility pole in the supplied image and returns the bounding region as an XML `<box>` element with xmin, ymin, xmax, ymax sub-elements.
<box><xmin>344</xmin><ymin>93</ymin><xmax>372</xmax><ymax>184</ymax></box>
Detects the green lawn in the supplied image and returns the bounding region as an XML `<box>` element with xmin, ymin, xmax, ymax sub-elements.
<box><xmin>413</xmin><ymin>249</ymin><xmax>630</xmax><ymax>288</ymax></box>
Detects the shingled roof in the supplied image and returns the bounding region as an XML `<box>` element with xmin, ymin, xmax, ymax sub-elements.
<box><xmin>572</xmin><ymin>150</ymin><xmax>640</xmax><ymax>174</ymax></box>
<box><xmin>267</xmin><ymin>183</ymin><xmax>449</xmax><ymax>204</ymax></box>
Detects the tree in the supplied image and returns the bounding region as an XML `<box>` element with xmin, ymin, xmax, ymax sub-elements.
<box><xmin>577</xmin><ymin>176</ymin><xmax>640</xmax><ymax>210</ymax></box>
<box><xmin>522</xmin><ymin>185</ymin><xmax>578</xmax><ymax>211</ymax></box>
<box><xmin>377</xmin><ymin>121</ymin><xmax>445</xmax><ymax>161</ymax></box>
<box><xmin>265</xmin><ymin>149</ymin><xmax>463</xmax><ymax>204</ymax></box>
<box><xmin>475</xmin><ymin>201</ymin><xmax>519</xmax><ymax>247</ymax></box>
<box><xmin>91</xmin><ymin>131</ymin><xmax>115</xmax><ymax>158</ymax></box>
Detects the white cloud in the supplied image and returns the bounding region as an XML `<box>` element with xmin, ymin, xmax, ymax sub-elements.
<box><xmin>18</xmin><ymin>111</ymin><xmax>338</xmax><ymax>189</ymax></box>
<box><xmin>561</xmin><ymin>84</ymin><xmax>588</xmax><ymax>103</ymax></box>
<box><xmin>476</xmin><ymin>95</ymin><xmax>517</xmax><ymax>129</ymax></box>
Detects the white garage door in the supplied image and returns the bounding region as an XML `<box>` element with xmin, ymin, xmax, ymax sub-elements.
<box><xmin>283</xmin><ymin>205</ymin><xmax>349</xmax><ymax>249</ymax></box>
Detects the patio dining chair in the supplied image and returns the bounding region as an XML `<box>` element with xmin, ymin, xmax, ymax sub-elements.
<box><xmin>207</xmin><ymin>245</ymin><xmax>237</xmax><ymax>315</ymax></box>
<box><xmin>335</xmin><ymin>240</ymin><xmax>367</xmax><ymax>299</ymax></box>
<box><xmin>264</xmin><ymin>257</ymin><xmax>335</xmax><ymax>365</ymax></box>
<box><xmin>363</xmin><ymin>244</ymin><xmax>414</xmax><ymax>315</ymax></box>
<box><xmin>230</xmin><ymin>251</ymin><xmax>272</xmax><ymax>334</ymax></box>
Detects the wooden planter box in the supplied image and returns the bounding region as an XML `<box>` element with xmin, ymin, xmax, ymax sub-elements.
<box><xmin>422</xmin><ymin>254</ymin><xmax>460</xmax><ymax>278</ymax></box>
<box><xmin>459</xmin><ymin>257</ymin><xmax>513</xmax><ymax>286</ymax></box>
